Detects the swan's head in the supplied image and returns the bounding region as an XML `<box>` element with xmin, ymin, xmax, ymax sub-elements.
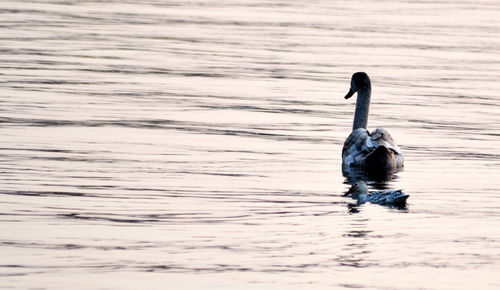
<box><xmin>344</xmin><ymin>181</ymin><xmax>368</xmax><ymax>198</ymax></box>
<box><xmin>345</xmin><ymin>72</ymin><xmax>371</xmax><ymax>99</ymax></box>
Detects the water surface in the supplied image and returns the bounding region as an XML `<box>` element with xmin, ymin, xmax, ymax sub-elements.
<box><xmin>1</xmin><ymin>1</ymin><xmax>500</xmax><ymax>289</ymax></box>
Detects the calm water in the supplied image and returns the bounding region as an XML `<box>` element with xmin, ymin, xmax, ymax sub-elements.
<box><xmin>1</xmin><ymin>1</ymin><xmax>500</xmax><ymax>289</ymax></box>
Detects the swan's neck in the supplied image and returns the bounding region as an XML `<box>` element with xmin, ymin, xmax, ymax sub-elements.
<box><xmin>352</xmin><ymin>87</ymin><xmax>371</xmax><ymax>131</ymax></box>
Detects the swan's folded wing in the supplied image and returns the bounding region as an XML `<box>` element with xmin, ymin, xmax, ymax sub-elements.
<box><xmin>342</xmin><ymin>128</ymin><xmax>369</xmax><ymax>157</ymax></box>
<box><xmin>368</xmin><ymin>128</ymin><xmax>402</xmax><ymax>154</ymax></box>
<box><xmin>342</xmin><ymin>128</ymin><xmax>371</xmax><ymax>167</ymax></box>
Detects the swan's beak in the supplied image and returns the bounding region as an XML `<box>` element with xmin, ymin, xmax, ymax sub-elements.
<box><xmin>345</xmin><ymin>88</ymin><xmax>355</xmax><ymax>99</ymax></box>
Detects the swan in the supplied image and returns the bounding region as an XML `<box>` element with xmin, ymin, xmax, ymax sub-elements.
<box><xmin>342</xmin><ymin>72</ymin><xmax>404</xmax><ymax>174</ymax></box>
<box><xmin>344</xmin><ymin>181</ymin><xmax>409</xmax><ymax>206</ymax></box>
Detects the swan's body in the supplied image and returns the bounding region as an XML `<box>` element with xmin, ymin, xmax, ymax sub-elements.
<box><xmin>342</xmin><ymin>72</ymin><xmax>404</xmax><ymax>173</ymax></box>
<box><xmin>344</xmin><ymin>181</ymin><xmax>409</xmax><ymax>206</ymax></box>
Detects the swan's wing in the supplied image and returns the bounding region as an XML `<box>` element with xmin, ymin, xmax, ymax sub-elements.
<box><xmin>342</xmin><ymin>128</ymin><xmax>404</xmax><ymax>169</ymax></box>
<box><xmin>342</xmin><ymin>128</ymin><xmax>370</xmax><ymax>166</ymax></box>
<box><xmin>367</xmin><ymin>128</ymin><xmax>402</xmax><ymax>155</ymax></box>
<box><xmin>342</xmin><ymin>128</ymin><xmax>369</xmax><ymax>157</ymax></box>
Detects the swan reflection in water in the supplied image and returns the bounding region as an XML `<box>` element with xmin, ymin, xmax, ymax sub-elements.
<box><xmin>342</xmin><ymin>166</ymin><xmax>401</xmax><ymax>185</ymax></box>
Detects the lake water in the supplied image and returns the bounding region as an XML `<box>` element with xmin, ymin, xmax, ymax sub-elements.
<box><xmin>1</xmin><ymin>1</ymin><xmax>500</xmax><ymax>289</ymax></box>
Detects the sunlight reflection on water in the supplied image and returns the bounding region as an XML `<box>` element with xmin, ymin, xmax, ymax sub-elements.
<box><xmin>1</xmin><ymin>0</ymin><xmax>500</xmax><ymax>289</ymax></box>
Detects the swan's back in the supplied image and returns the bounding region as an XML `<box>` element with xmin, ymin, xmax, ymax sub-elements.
<box><xmin>342</xmin><ymin>128</ymin><xmax>404</xmax><ymax>171</ymax></box>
